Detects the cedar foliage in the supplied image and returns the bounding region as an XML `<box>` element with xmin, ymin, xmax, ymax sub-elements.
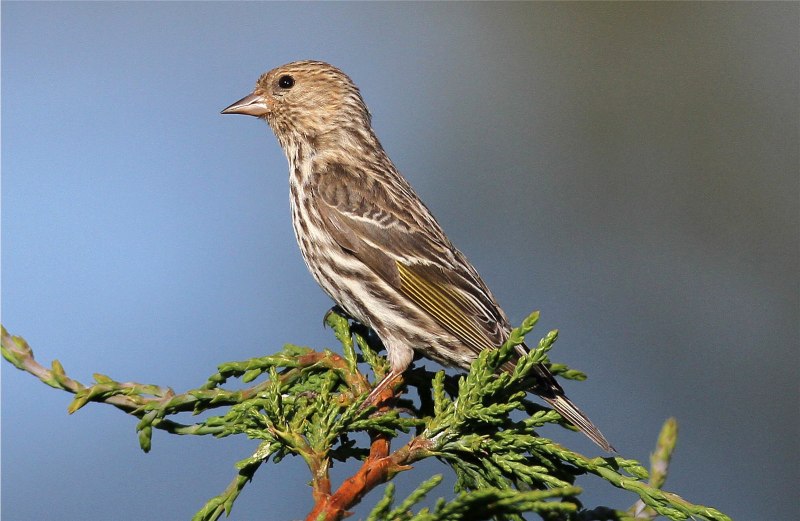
<box><xmin>2</xmin><ymin>312</ymin><xmax>730</xmax><ymax>521</ymax></box>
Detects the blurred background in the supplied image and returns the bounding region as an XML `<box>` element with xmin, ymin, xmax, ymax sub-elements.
<box><xmin>2</xmin><ymin>3</ymin><xmax>797</xmax><ymax>520</ymax></box>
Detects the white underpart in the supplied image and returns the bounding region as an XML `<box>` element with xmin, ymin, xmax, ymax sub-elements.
<box><xmin>288</xmin><ymin>165</ymin><xmax>424</xmax><ymax>372</ymax></box>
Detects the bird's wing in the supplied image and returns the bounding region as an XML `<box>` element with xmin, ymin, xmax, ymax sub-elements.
<box><xmin>314</xmin><ymin>162</ymin><xmax>510</xmax><ymax>356</ymax></box>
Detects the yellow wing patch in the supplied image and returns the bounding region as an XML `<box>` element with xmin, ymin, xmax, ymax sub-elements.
<box><xmin>396</xmin><ymin>261</ymin><xmax>495</xmax><ymax>353</ymax></box>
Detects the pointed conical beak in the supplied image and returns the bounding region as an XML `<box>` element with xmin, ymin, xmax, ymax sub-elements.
<box><xmin>221</xmin><ymin>92</ymin><xmax>270</xmax><ymax>117</ymax></box>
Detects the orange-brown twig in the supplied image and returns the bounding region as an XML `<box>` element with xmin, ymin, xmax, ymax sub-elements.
<box><xmin>304</xmin><ymin>375</ymin><xmax>430</xmax><ymax>521</ymax></box>
<box><xmin>305</xmin><ymin>431</ymin><xmax>434</xmax><ymax>521</ymax></box>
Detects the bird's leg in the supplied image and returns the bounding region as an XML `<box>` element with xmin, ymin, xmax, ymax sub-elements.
<box><xmin>358</xmin><ymin>369</ymin><xmax>403</xmax><ymax>412</ymax></box>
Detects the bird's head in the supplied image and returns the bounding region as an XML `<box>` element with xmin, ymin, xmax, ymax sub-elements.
<box><xmin>222</xmin><ymin>60</ymin><xmax>372</xmax><ymax>151</ymax></box>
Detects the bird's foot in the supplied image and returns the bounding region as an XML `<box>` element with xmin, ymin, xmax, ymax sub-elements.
<box><xmin>323</xmin><ymin>305</ymin><xmax>353</xmax><ymax>327</ymax></box>
<box><xmin>358</xmin><ymin>369</ymin><xmax>404</xmax><ymax>412</ymax></box>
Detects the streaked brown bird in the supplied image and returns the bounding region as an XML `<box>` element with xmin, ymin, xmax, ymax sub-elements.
<box><xmin>222</xmin><ymin>60</ymin><xmax>614</xmax><ymax>452</ymax></box>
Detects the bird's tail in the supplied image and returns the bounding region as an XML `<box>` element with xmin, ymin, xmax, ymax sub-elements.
<box><xmin>543</xmin><ymin>394</ymin><xmax>616</xmax><ymax>453</ymax></box>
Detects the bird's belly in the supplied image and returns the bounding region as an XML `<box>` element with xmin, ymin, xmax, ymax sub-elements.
<box><xmin>289</xmin><ymin>196</ymin><xmax>475</xmax><ymax>371</ymax></box>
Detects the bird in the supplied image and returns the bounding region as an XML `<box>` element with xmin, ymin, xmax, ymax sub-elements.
<box><xmin>222</xmin><ymin>60</ymin><xmax>614</xmax><ymax>452</ymax></box>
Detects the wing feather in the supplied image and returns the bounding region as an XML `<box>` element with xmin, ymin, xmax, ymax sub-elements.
<box><xmin>395</xmin><ymin>261</ymin><xmax>495</xmax><ymax>352</ymax></box>
<box><xmin>314</xmin><ymin>162</ymin><xmax>509</xmax><ymax>355</ymax></box>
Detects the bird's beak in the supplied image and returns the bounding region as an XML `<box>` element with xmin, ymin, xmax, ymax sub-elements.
<box><xmin>221</xmin><ymin>92</ymin><xmax>270</xmax><ymax>117</ymax></box>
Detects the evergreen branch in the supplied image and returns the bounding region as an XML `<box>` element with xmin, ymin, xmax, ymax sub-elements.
<box><xmin>626</xmin><ymin>418</ymin><xmax>704</xmax><ymax>520</ymax></box>
<box><xmin>369</xmin><ymin>478</ymin><xmax>582</xmax><ymax>521</ymax></box>
<box><xmin>192</xmin><ymin>440</ymin><xmax>276</xmax><ymax>521</ymax></box>
<box><xmin>2</xmin><ymin>315</ymin><xmax>731</xmax><ymax>521</ymax></box>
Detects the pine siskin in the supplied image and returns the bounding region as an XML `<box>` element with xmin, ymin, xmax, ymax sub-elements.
<box><xmin>222</xmin><ymin>60</ymin><xmax>614</xmax><ymax>452</ymax></box>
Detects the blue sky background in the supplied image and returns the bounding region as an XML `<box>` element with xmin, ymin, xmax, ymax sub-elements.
<box><xmin>3</xmin><ymin>2</ymin><xmax>798</xmax><ymax>520</ymax></box>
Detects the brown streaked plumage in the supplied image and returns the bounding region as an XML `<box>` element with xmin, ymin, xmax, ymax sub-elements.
<box><xmin>222</xmin><ymin>60</ymin><xmax>614</xmax><ymax>452</ymax></box>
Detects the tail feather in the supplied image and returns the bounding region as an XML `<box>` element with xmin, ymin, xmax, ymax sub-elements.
<box><xmin>544</xmin><ymin>394</ymin><xmax>616</xmax><ymax>453</ymax></box>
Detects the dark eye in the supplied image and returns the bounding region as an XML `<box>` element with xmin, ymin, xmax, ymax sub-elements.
<box><xmin>278</xmin><ymin>75</ymin><xmax>295</xmax><ymax>89</ymax></box>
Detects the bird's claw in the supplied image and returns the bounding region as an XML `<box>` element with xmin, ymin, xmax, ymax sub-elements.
<box><xmin>323</xmin><ymin>305</ymin><xmax>353</xmax><ymax>328</ymax></box>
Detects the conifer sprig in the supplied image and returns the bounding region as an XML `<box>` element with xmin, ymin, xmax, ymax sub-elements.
<box><xmin>2</xmin><ymin>318</ymin><xmax>731</xmax><ymax>521</ymax></box>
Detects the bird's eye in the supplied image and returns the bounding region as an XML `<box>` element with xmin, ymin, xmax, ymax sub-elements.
<box><xmin>278</xmin><ymin>75</ymin><xmax>295</xmax><ymax>89</ymax></box>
